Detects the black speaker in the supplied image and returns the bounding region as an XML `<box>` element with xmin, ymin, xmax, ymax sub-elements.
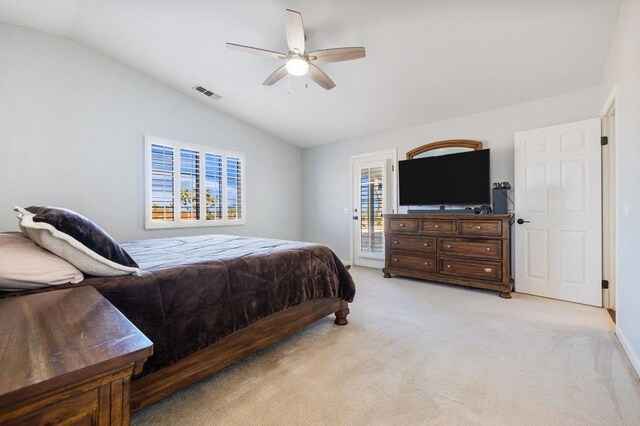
<box><xmin>492</xmin><ymin>188</ymin><xmax>508</xmax><ymax>214</ymax></box>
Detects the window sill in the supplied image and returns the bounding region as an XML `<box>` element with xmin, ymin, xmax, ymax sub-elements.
<box><xmin>144</xmin><ymin>219</ymin><xmax>246</xmax><ymax>230</ymax></box>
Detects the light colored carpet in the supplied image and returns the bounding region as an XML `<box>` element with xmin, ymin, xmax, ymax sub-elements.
<box><xmin>132</xmin><ymin>266</ymin><xmax>640</xmax><ymax>425</ymax></box>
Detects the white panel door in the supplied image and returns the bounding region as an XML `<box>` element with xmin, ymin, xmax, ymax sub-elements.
<box><xmin>514</xmin><ymin>118</ymin><xmax>601</xmax><ymax>306</ymax></box>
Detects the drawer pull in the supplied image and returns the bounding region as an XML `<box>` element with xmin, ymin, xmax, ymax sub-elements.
<box><xmin>434</xmin><ymin>225</ymin><xmax>439</xmax><ymax>228</ymax></box>
<box><xmin>484</xmin><ymin>268</ymin><xmax>492</xmax><ymax>272</ymax></box>
<box><xmin>423</xmin><ymin>243</ymin><xmax>429</xmax><ymax>247</ymax></box>
<box><xmin>476</xmin><ymin>225</ymin><xmax>481</xmax><ymax>229</ymax></box>
<box><xmin>393</xmin><ymin>258</ymin><xmax>399</xmax><ymax>262</ymax></box>
<box><xmin>399</xmin><ymin>223</ymin><xmax>405</xmax><ymax>227</ymax></box>
<box><xmin>446</xmin><ymin>244</ymin><xmax>451</xmax><ymax>248</ymax></box>
<box><xmin>446</xmin><ymin>264</ymin><xmax>451</xmax><ymax>268</ymax></box>
<box><xmin>393</xmin><ymin>240</ymin><xmax>399</xmax><ymax>244</ymax></box>
<box><xmin>486</xmin><ymin>247</ymin><xmax>491</xmax><ymax>251</ymax></box>
<box><xmin>424</xmin><ymin>262</ymin><xmax>429</xmax><ymax>266</ymax></box>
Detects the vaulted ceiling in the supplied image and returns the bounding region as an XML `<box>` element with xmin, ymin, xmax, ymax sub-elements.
<box><xmin>0</xmin><ymin>0</ymin><xmax>620</xmax><ymax>147</ymax></box>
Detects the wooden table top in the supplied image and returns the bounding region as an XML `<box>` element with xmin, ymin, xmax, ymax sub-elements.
<box><xmin>0</xmin><ymin>286</ymin><xmax>153</xmax><ymax>407</ymax></box>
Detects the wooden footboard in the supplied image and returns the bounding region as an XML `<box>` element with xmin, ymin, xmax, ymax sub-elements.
<box><xmin>130</xmin><ymin>298</ymin><xmax>349</xmax><ymax>411</ymax></box>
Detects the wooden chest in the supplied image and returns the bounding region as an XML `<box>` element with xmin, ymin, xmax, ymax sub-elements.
<box><xmin>383</xmin><ymin>214</ymin><xmax>513</xmax><ymax>297</ymax></box>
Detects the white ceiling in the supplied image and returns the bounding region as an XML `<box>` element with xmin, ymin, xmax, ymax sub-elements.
<box><xmin>0</xmin><ymin>0</ymin><xmax>620</xmax><ymax>148</ymax></box>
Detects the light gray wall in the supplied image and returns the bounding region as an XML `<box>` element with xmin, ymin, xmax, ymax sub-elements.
<box><xmin>601</xmin><ymin>0</ymin><xmax>640</xmax><ymax>376</ymax></box>
<box><xmin>301</xmin><ymin>87</ymin><xmax>603</xmax><ymax>260</ymax></box>
<box><xmin>0</xmin><ymin>23</ymin><xmax>302</xmax><ymax>241</ymax></box>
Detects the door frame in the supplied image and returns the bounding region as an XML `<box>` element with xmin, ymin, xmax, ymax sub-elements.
<box><xmin>601</xmin><ymin>85</ymin><xmax>618</xmax><ymax>311</ymax></box>
<box><xmin>349</xmin><ymin>149</ymin><xmax>398</xmax><ymax>268</ymax></box>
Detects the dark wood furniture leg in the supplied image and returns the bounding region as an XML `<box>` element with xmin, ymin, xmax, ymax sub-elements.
<box><xmin>499</xmin><ymin>278</ymin><xmax>514</xmax><ymax>299</ymax></box>
<box><xmin>334</xmin><ymin>300</ymin><xmax>349</xmax><ymax>325</ymax></box>
<box><xmin>383</xmin><ymin>272</ymin><xmax>391</xmax><ymax>278</ymax></box>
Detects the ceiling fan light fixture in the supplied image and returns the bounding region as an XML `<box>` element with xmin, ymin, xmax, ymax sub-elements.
<box><xmin>285</xmin><ymin>57</ymin><xmax>309</xmax><ymax>76</ymax></box>
<box><xmin>227</xmin><ymin>9</ymin><xmax>365</xmax><ymax>90</ymax></box>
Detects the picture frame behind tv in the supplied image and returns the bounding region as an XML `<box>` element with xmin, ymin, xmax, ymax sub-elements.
<box><xmin>398</xmin><ymin>149</ymin><xmax>491</xmax><ymax>206</ymax></box>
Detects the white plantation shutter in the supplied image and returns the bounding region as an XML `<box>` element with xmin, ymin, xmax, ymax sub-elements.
<box><xmin>360</xmin><ymin>166</ymin><xmax>384</xmax><ymax>254</ymax></box>
<box><xmin>180</xmin><ymin>148</ymin><xmax>200</xmax><ymax>221</ymax></box>
<box><xmin>205</xmin><ymin>153</ymin><xmax>223</xmax><ymax>221</ymax></box>
<box><xmin>150</xmin><ymin>144</ymin><xmax>175</xmax><ymax>221</ymax></box>
<box><xmin>145</xmin><ymin>136</ymin><xmax>245</xmax><ymax>228</ymax></box>
<box><xmin>226</xmin><ymin>156</ymin><xmax>243</xmax><ymax>220</ymax></box>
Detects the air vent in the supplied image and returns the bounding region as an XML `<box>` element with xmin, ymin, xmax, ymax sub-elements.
<box><xmin>193</xmin><ymin>85</ymin><xmax>222</xmax><ymax>100</ymax></box>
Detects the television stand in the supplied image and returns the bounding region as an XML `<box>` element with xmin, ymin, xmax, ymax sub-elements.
<box><xmin>383</xmin><ymin>213</ymin><xmax>513</xmax><ymax>297</ymax></box>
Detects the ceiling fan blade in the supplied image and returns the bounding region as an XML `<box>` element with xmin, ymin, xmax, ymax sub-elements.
<box><xmin>285</xmin><ymin>9</ymin><xmax>305</xmax><ymax>54</ymax></box>
<box><xmin>226</xmin><ymin>43</ymin><xmax>287</xmax><ymax>59</ymax></box>
<box><xmin>307</xmin><ymin>64</ymin><xmax>336</xmax><ymax>90</ymax></box>
<box><xmin>263</xmin><ymin>65</ymin><xmax>288</xmax><ymax>86</ymax></box>
<box><xmin>308</xmin><ymin>47</ymin><xmax>366</xmax><ymax>63</ymax></box>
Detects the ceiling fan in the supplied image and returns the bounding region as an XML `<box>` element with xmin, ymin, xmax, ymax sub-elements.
<box><xmin>226</xmin><ymin>9</ymin><xmax>366</xmax><ymax>90</ymax></box>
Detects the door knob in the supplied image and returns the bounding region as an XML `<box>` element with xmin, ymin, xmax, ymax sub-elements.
<box><xmin>353</xmin><ymin>216</ymin><xmax>359</xmax><ymax>220</ymax></box>
<box><xmin>517</xmin><ymin>218</ymin><xmax>530</xmax><ymax>225</ymax></box>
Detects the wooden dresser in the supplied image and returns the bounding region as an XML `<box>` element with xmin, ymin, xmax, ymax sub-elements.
<box><xmin>0</xmin><ymin>287</ymin><xmax>153</xmax><ymax>425</ymax></box>
<box><xmin>383</xmin><ymin>213</ymin><xmax>513</xmax><ymax>297</ymax></box>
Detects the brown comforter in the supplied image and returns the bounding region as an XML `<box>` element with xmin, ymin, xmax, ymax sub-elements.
<box><xmin>2</xmin><ymin>235</ymin><xmax>356</xmax><ymax>377</ymax></box>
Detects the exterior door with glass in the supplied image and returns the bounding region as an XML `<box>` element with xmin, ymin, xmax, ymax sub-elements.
<box><xmin>352</xmin><ymin>152</ymin><xmax>396</xmax><ymax>268</ymax></box>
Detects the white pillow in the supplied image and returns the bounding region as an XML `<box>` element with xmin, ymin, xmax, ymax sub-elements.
<box><xmin>14</xmin><ymin>206</ymin><xmax>140</xmax><ymax>277</ymax></box>
<box><xmin>0</xmin><ymin>232</ymin><xmax>84</xmax><ymax>291</ymax></box>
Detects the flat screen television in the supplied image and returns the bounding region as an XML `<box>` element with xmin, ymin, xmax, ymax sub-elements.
<box><xmin>398</xmin><ymin>149</ymin><xmax>490</xmax><ymax>206</ymax></box>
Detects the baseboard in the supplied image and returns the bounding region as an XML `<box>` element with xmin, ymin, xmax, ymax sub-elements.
<box><xmin>616</xmin><ymin>326</ymin><xmax>640</xmax><ymax>379</ymax></box>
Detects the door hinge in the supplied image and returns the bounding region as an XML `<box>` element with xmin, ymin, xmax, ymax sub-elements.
<box><xmin>601</xmin><ymin>136</ymin><xmax>609</xmax><ymax>146</ymax></box>
<box><xmin>602</xmin><ymin>279</ymin><xmax>609</xmax><ymax>289</ymax></box>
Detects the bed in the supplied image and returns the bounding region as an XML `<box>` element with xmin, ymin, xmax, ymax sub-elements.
<box><xmin>0</xmin><ymin>233</ymin><xmax>355</xmax><ymax>411</ymax></box>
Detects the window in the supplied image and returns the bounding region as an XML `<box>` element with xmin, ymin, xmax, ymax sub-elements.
<box><xmin>145</xmin><ymin>136</ymin><xmax>245</xmax><ymax>228</ymax></box>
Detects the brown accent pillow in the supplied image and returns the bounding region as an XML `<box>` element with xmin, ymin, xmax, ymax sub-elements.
<box><xmin>15</xmin><ymin>206</ymin><xmax>139</xmax><ymax>277</ymax></box>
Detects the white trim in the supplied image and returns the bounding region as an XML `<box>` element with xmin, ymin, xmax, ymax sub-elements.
<box><xmin>144</xmin><ymin>135</ymin><xmax>246</xmax><ymax>229</ymax></box>
<box><xmin>616</xmin><ymin>327</ymin><xmax>640</xmax><ymax>378</ymax></box>
<box><xmin>349</xmin><ymin>149</ymin><xmax>398</xmax><ymax>269</ymax></box>
<box><xmin>601</xmin><ymin>84</ymin><xmax>617</xmax><ymax>117</ymax></box>
<box><xmin>355</xmin><ymin>258</ymin><xmax>385</xmax><ymax>269</ymax></box>
<box><xmin>600</xmin><ymin>87</ymin><xmax>618</xmax><ymax>311</ymax></box>
<box><xmin>605</xmin><ymin>85</ymin><xmax>638</xmax><ymax>379</ymax></box>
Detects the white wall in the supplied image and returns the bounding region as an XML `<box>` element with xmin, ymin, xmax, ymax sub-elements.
<box><xmin>302</xmin><ymin>87</ymin><xmax>602</xmax><ymax>260</ymax></box>
<box><xmin>601</xmin><ymin>0</ymin><xmax>640</xmax><ymax>377</ymax></box>
<box><xmin>0</xmin><ymin>23</ymin><xmax>302</xmax><ymax>241</ymax></box>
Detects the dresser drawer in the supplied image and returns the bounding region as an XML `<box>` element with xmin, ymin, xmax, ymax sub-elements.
<box><xmin>388</xmin><ymin>235</ymin><xmax>436</xmax><ymax>253</ymax></box>
<box><xmin>420</xmin><ymin>219</ymin><xmax>456</xmax><ymax>234</ymax></box>
<box><xmin>458</xmin><ymin>220</ymin><xmax>502</xmax><ymax>236</ymax></box>
<box><xmin>388</xmin><ymin>218</ymin><xmax>418</xmax><ymax>232</ymax></box>
<box><xmin>439</xmin><ymin>258</ymin><xmax>502</xmax><ymax>281</ymax></box>
<box><xmin>439</xmin><ymin>238</ymin><xmax>502</xmax><ymax>260</ymax></box>
<box><xmin>389</xmin><ymin>253</ymin><xmax>436</xmax><ymax>273</ymax></box>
